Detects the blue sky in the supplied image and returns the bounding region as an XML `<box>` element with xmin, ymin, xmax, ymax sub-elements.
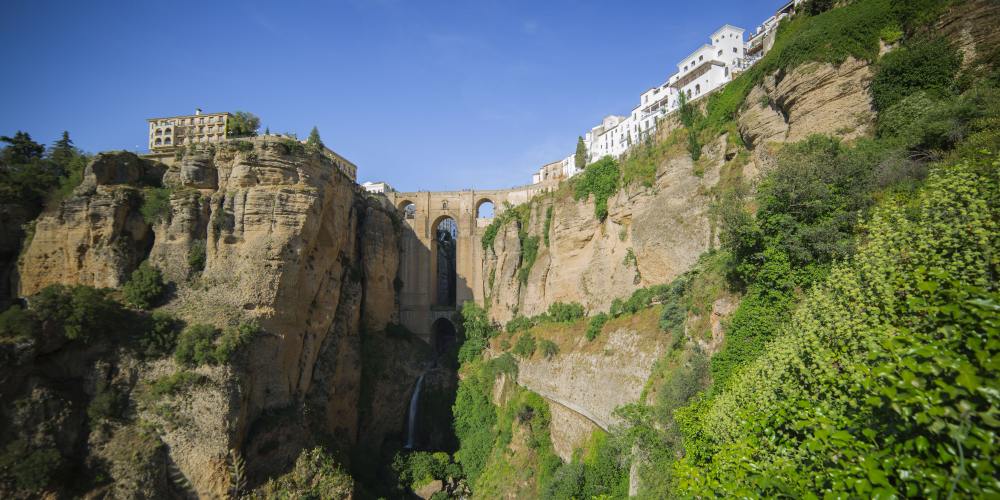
<box><xmin>1</xmin><ymin>0</ymin><xmax>776</xmax><ymax>191</ymax></box>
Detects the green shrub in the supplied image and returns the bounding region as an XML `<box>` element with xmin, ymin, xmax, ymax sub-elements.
<box><xmin>173</xmin><ymin>324</ymin><xmax>218</xmax><ymax>366</ymax></box>
<box><xmin>673</xmin><ymin>155</ymin><xmax>1000</xmax><ymax>498</ymax></box>
<box><xmin>173</xmin><ymin>321</ymin><xmax>258</xmax><ymax>367</ymax></box>
<box><xmin>122</xmin><ymin>262</ymin><xmax>166</xmax><ymax>309</ymax></box>
<box><xmin>539</xmin><ymin>339</ymin><xmax>559</xmax><ymax>360</ymax></box>
<box><xmin>138</xmin><ymin>312</ymin><xmax>180</xmax><ymax>358</ymax></box>
<box><xmin>31</xmin><ymin>284</ymin><xmax>128</xmax><ymax>341</ymax></box>
<box><xmin>0</xmin><ymin>439</ymin><xmax>60</xmax><ymax>493</ymax></box>
<box><xmin>214</xmin><ymin>321</ymin><xmax>260</xmax><ymax>364</ymax></box>
<box><xmin>256</xmin><ymin>447</ymin><xmax>353</xmax><ymax>498</ymax></box>
<box><xmin>230</xmin><ymin>140</ymin><xmax>254</xmax><ymax>152</ymax></box>
<box><xmin>140</xmin><ymin>187</ymin><xmax>172</xmax><ymax>225</ymax></box>
<box><xmin>512</xmin><ymin>333</ymin><xmax>536</xmax><ymax>358</ymax></box>
<box><xmin>517</xmin><ymin>235</ymin><xmax>540</xmax><ymax>284</ymax></box>
<box><xmin>0</xmin><ymin>305</ymin><xmax>39</xmax><ymax>342</ymax></box>
<box><xmin>457</xmin><ymin>302</ymin><xmax>496</xmax><ymax>363</ymax></box>
<box><xmin>586</xmin><ymin>313</ymin><xmax>609</xmax><ymax>341</ymax></box>
<box><xmin>87</xmin><ymin>379</ymin><xmax>126</xmax><ymax>421</ymax></box>
<box><xmin>187</xmin><ymin>239</ymin><xmax>207</xmax><ymax>273</ymax></box>
<box><xmin>871</xmin><ymin>37</ymin><xmax>961</xmax><ymax>111</ymax></box>
<box><xmin>505</xmin><ymin>315</ymin><xmax>535</xmax><ymax>333</ymax></box>
<box><xmin>543</xmin><ymin>205</ymin><xmax>553</xmax><ymax>246</ymax></box>
<box><xmin>547</xmin><ymin>301</ymin><xmax>584</xmax><ymax>322</ymax></box>
<box><xmin>572</xmin><ymin>157</ymin><xmax>620</xmax><ymax>220</ymax></box>
<box><xmin>393</xmin><ymin>451</ymin><xmax>453</xmax><ymax>489</ymax></box>
<box><xmin>145</xmin><ymin>370</ymin><xmax>208</xmax><ymax>400</ymax></box>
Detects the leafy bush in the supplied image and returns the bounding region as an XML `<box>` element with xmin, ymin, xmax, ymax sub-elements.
<box><xmin>543</xmin><ymin>205</ymin><xmax>553</xmax><ymax>246</ymax></box>
<box><xmin>393</xmin><ymin>451</ymin><xmax>455</xmax><ymax>490</ymax></box>
<box><xmin>547</xmin><ymin>301</ymin><xmax>584</xmax><ymax>323</ymax></box>
<box><xmin>187</xmin><ymin>239</ymin><xmax>207</xmax><ymax>273</ymax></box>
<box><xmin>31</xmin><ymin>284</ymin><xmax>128</xmax><ymax>341</ymax></box>
<box><xmin>215</xmin><ymin>321</ymin><xmax>260</xmax><ymax>363</ymax></box>
<box><xmin>136</xmin><ymin>312</ymin><xmax>179</xmax><ymax>358</ymax></box>
<box><xmin>256</xmin><ymin>447</ymin><xmax>353</xmax><ymax>498</ymax></box>
<box><xmin>87</xmin><ymin>379</ymin><xmax>126</xmax><ymax>422</ymax></box>
<box><xmin>122</xmin><ymin>262</ymin><xmax>166</xmax><ymax>309</ymax></box>
<box><xmin>871</xmin><ymin>37</ymin><xmax>961</xmax><ymax>111</ymax></box>
<box><xmin>144</xmin><ymin>371</ymin><xmax>208</xmax><ymax>400</ymax></box>
<box><xmin>586</xmin><ymin>313</ymin><xmax>608</xmax><ymax>341</ymax></box>
<box><xmin>572</xmin><ymin>156</ymin><xmax>620</xmax><ymax>220</ymax></box>
<box><xmin>0</xmin><ymin>305</ymin><xmax>38</xmax><ymax>342</ymax></box>
<box><xmin>457</xmin><ymin>302</ymin><xmax>496</xmax><ymax>363</ymax></box>
<box><xmin>505</xmin><ymin>315</ymin><xmax>535</xmax><ymax>333</ymax></box>
<box><xmin>673</xmin><ymin>155</ymin><xmax>1000</xmax><ymax>497</ymax></box>
<box><xmin>140</xmin><ymin>187</ymin><xmax>172</xmax><ymax>225</ymax></box>
<box><xmin>539</xmin><ymin>339</ymin><xmax>558</xmax><ymax>360</ymax></box>
<box><xmin>174</xmin><ymin>321</ymin><xmax>258</xmax><ymax>367</ymax></box>
<box><xmin>512</xmin><ymin>333</ymin><xmax>536</xmax><ymax>358</ymax></box>
<box><xmin>173</xmin><ymin>324</ymin><xmax>219</xmax><ymax>366</ymax></box>
<box><xmin>0</xmin><ymin>439</ymin><xmax>60</xmax><ymax>493</ymax></box>
<box><xmin>517</xmin><ymin>235</ymin><xmax>540</xmax><ymax>284</ymax></box>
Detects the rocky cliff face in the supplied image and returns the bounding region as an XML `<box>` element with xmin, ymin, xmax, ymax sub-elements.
<box><xmin>482</xmin><ymin>123</ymin><xmax>732</xmax><ymax>324</ymax></box>
<box><xmin>16</xmin><ymin>152</ymin><xmax>162</xmax><ymax>296</ymax></box>
<box><xmin>738</xmin><ymin>57</ymin><xmax>875</xmax><ymax>149</ymax></box>
<box><xmin>9</xmin><ymin>138</ymin><xmax>415</xmax><ymax>497</ymax></box>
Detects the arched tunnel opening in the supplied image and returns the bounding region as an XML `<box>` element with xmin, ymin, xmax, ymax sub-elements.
<box><xmin>432</xmin><ymin>317</ymin><xmax>457</xmax><ymax>356</ymax></box>
<box><xmin>435</xmin><ymin>217</ymin><xmax>457</xmax><ymax>308</ymax></box>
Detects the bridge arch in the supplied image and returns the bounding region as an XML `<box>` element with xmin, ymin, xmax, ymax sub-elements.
<box><xmin>398</xmin><ymin>199</ymin><xmax>416</xmax><ymax>219</ymax></box>
<box><xmin>432</xmin><ymin>216</ymin><xmax>458</xmax><ymax>308</ymax></box>
<box><xmin>475</xmin><ymin>198</ymin><xmax>495</xmax><ymax>219</ymax></box>
<box><xmin>431</xmin><ymin>317</ymin><xmax>457</xmax><ymax>354</ymax></box>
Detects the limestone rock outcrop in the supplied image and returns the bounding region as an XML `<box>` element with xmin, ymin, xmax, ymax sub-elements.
<box><xmin>9</xmin><ymin>139</ymin><xmax>410</xmax><ymax>497</ymax></box>
<box><xmin>738</xmin><ymin>57</ymin><xmax>875</xmax><ymax>149</ymax></box>
<box><xmin>17</xmin><ymin>152</ymin><xmax>160</xmax><ymax>296</ymax></box>
<box><xmin>483</xmin><ymin>123</ymin><xmax>727</xmax><ymax>323</ymax></box>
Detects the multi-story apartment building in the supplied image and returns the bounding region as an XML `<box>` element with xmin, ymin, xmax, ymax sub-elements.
<box><xmin>670</xmin><ymin>25</ymin><xmax>746</xmax><ymax>101</ymax></box>
<box><xmin>147</xmin><ymin>109</ymin><xmax>229</xmax><ymax>150</ymax></box>
<box><xmin>530</xmin><ymin>1</ymin><xmax>802</xmax><ymax>185</ymax></box>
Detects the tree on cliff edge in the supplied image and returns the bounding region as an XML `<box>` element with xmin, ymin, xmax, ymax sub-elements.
<box><xmin>227</xmin><ymin>112</ymin><xmax>260</xmax><ymax>138</ymax></box>
<box><xmin>575</xmin><ymin>136</ymin><xmax>587</xmax><ymax>170</ymax></box>
<box><xmin>306</xmin><ymin>126</ymin><xmax>324</xmax><ymax>149</ymax></box>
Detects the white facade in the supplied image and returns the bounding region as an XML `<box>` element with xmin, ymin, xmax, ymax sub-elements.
<box><xmin>361</xmin><ymin>181</ymin><xmax>393</xmax><ymax>194</ymax></box>
<box><xmin>531</xmin><ymin>153</ymin><xmax>580</xmax><ymax>185</ymax></box>
<box><xmin>530</xmin><ymin>1</ymin><xmax>802</xmax><ymax>185</ymax></box>
<box><xmin>670</xmin><ymin>25</ymin><xmax>746</xmax><ymax>102</ymax></box>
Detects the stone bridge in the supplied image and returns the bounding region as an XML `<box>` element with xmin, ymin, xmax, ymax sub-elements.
<box><xmin>385</xmin><ymin>183</ymin><xmax>553</xmax><ymax>343</ymax></box>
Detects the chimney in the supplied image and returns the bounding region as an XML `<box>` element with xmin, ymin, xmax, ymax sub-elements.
<box><xmin>195</xmin><ymin>108</ymin><xmax>202</xmax><ymax>115</ymax></box>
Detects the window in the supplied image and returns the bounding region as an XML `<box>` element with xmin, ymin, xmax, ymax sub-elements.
<box><xmin>164</xmin><ymin>138</ymin><xmax>171</xmax><ymax>145</ymax></box>
<box><xmin>733</xmin><ymin>47</ymin><xmax>738</xmax><ymax>53</ymax></box>
<box><xmin>155</xmin><ymin>138</ymin><xmax>162</xmax><ymax>145</ymax></box>
<box><xmin>718</xmin><ymin>50</ymin><xmax>723</xmax><ymax>56</ymax></box>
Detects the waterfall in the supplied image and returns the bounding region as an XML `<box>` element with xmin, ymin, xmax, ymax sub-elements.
<box><xmin>404</xmin><ymin>373</ymin><xmax>426</xmax><ymax>449</ymax></box>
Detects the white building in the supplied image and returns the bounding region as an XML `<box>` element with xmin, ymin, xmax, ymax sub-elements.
<box><xmin>531</xmin><ymin>1</ymin><xmax>804</xmax><ymax>184</ymax></box>
<box><xmin>669</xmin><ymin>25</ymin><xmax>746</xmax><ymax>102</ymax></box>
<box><xmin>531</xmin><ymin>153</ymin><xmax>579</xmax><ymax>185</ymax></box>
<box><xmin>361</xmin><ymin>181</ymin><xmax>393</xmax><ymax>194</ymax></box>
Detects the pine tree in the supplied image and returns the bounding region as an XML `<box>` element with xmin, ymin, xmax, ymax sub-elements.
<box><xmin>264</xmin><ymin>127</ymin><xmax>270</xmax><ymax>135</ymax></box>
<box><xmin>306</xmin><ymin>126</ymin><xmax>324</xmax><ymax>149</ymax></box>
<box><xmin>0</xmin><ymin>131</ymin><xmax>45</xmax><ymax>164</ymax></box>
<box><xmin>49</xmin><ymin>131</ymin><xmax>76</xmax><ymax>169</ymax></box>
<box><xmin>575</xmin><ymin>136</ymin><xmax>587</xmax><ymax>170</ymax></box>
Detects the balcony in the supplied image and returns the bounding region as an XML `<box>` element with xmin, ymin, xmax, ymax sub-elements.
<box><xmin>669</xmin><ymin>58</ymin><xmax>724</xmax><ymax>89</ymax></box>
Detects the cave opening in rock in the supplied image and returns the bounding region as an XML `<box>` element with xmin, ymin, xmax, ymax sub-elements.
<box><xmin>434</xmin><ymin>217</ymin><xmax>457</xmax><ymax>307</ymax></box>
<box><xmin>432</xmin><ymin>317</ymin><xmax>457</xmax><ymax>355</ymax></box>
